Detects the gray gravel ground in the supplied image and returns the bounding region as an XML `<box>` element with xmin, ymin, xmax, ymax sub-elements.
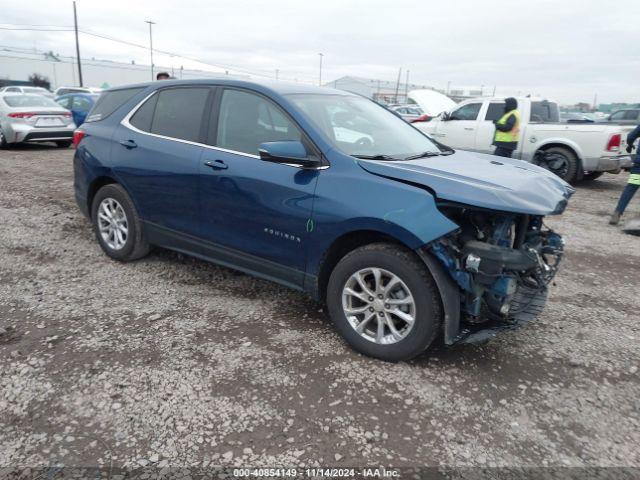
<box><xmin>0</xmin><ymin>145</ymin><xmax>639</xmax><ymax>475</ymax></box>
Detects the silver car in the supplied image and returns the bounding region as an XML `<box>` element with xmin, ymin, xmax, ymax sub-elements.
<box><xmin>389</xmin><ymin>105</ymin><xmax>425</xmax><ymax>122</ymax></box>
<box><xmin>0</xmin><ymin>94</ymin><xmax>76</xmax><ymax>148</ymax></box>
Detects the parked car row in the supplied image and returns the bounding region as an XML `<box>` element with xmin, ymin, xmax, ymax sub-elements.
<box><xmin>0</xmin><ymin>85</ymin><xmax>102</xmax><ymax>148</ymax></box>
<box><xmin>0</xmin><ymin>94</ymin><xmax>76</xmax><ymax>148</ymax></box>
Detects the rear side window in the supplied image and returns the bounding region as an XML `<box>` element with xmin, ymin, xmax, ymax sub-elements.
<box><xmin>530</xmin><ymin>101</ymin><xmax>559</xmax><ymax>123</ymax></box>
<box><xmin>215</xmin><ymin>89</ymin><xmax>302</xmax><ymax>155</ymax></box>
<box><xmin>485</xmin><ymin>103</ymin><xmax>505</xmax><ymax>121</ymax></box>
<box><xmin>85</xmin><ymin>87</ymin><xmax>145</xmax><ymax>123</ymax></box>
<box><xmin>130</xmin><ymin>94</ymin><xmax>158</xmax><ymax>131</ymax></box>
<box><xmin>624</xmin><ymin>110</ymin><xmax>639</xmax><ymax>120</ymax></box>
<box><xmin>149</xmin><ymin>88</ymin><xmax>209</xmax><ymax>142</ymax></box>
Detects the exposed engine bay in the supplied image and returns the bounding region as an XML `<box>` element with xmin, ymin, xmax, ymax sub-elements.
<box><xmin>428</xmin><ymin>204</ymin><xmax>565</xmax><ymax>343</ymax></box>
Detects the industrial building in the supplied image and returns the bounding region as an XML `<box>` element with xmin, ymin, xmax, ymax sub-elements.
<box><xmin>0</xmin><ymin>46</ymin><xmax>248</xmax><ymax>90</ymax></box>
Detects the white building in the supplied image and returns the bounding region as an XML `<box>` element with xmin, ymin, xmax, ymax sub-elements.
<box><xmin>0</xmin><ymin>47</ymin><xmax>248</xmax><ymax>90</ymax></box>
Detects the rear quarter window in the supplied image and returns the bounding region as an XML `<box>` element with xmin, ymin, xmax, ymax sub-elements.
<box><xmin>530</xmin><ymin>101</ymin><xmax>560</xmax><ymax>123</ymax></box>
<box><xmin>85</xmin><ymin>87</ymin><xmax>145</xmax><ymax>123</ymax></box>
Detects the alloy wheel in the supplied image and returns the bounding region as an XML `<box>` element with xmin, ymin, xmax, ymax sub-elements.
<box><xmin>342</xmin><ymin>267</ymin><xmax>416</xmax><ymax>344</ymax></box>
<box><xmin>97</xmin><ymin>198</ymin><xmax>129</xmax><ymax>250</ymax></box>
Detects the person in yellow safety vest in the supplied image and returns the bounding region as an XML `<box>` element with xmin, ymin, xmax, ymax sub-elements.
<box><xmin>492</xmin><ymin>97</ymin><xmax>520</xmax><ymax>158</ymax></box>
<box><xmin>609</xmin><ymin>123</ymin><xmax>640</xmax><ymax>225</ymax></box>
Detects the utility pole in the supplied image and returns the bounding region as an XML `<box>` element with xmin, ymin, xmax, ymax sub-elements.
<box><xmin>275</xmin><ymin>69</ymin><xmax>279</xmax><ymax>81</ymax></box>
<box><xmin>394</xmin><ymin>67</ymin><xmax>402</xmax><ymax>103</ymax></box>
<box><xmin>404</xmin><ymin>69</ymin><xmax>410</xmax><ymax>102</ymax></box>
<box><xmin>145</xmin><ymin>20</ymin><xmax>156</xmax><ymax>81</ymax></box>
<box><xmin>593</xmin><ymin>93</ymin><xmax>598</xmax><ymax>111</ymax></box>
<box><xmin>492</xmin><ymin>85</ymin><xmax>496</xmax><ymax>96</ymax></box>
<box><xmin>73</xmin><ymin>1</ymin><xmax>83</xmax><ymax>87</ymax></box>
<box><xmin>446</xmin><ymin>80</ymin><xmax>451</xmax><ymax>95</ymax></box>
<box><xmin>318</xmin><ymin>53</ymin><xmax>324</xmax><ymax>86</ymax></box>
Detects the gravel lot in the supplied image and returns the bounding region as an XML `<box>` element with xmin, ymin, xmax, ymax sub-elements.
<box><xmin>0</xmin><ymin>145</ymin><xmax>639</xmax><ymax>475</ymax></box>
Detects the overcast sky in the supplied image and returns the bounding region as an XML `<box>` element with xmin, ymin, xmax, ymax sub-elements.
<box><xmin>2</xmin><ymin>0</ymin><xmax>639</xmax><ymax>104</ymax></box>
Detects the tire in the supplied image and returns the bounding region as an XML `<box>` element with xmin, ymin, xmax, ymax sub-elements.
<box><xmin>56</xmin><ymin>140</ymin><xmax>72</xmax><ymax>148</ymax></box>
<box><xmin>537</xmin><ymin>146</ymin><xmax>579</xmax><ymax>183</ymax></box>
<box><xmin>582</xmin><ymin>171</ymin><xmax>605</xmax><ymax>181</ymax></box>
<box><xmin>91</xmin><ymin>184</ymin><xmax>150</xmax><ymax>261</ymax></box>
<box><xmin>0</xmin><ymin>127</ymin><xmax>7</xmax><ymax>149</ymax></box>
<box><xmin>326</xmin><ymin>243</ymin><xmax>442</xmax><ymax>362</ymax></box>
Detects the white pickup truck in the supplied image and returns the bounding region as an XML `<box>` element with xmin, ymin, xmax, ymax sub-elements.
<box><xmin>415</xmin><ymin>96</ymin><xmax>633</xmax><ymax>183</ymax></box>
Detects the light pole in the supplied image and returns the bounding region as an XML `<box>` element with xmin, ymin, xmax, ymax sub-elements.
<box><xmin>145</xmin><ymin>20</ymin><xmax>156</xmax><ymax>81</ymax></box>
<box><xmin>318</xmin><ymin>53</ymin><xmax>324</xmax><ymax>86</ymax></box>
<box><xmin>73</xmin><ymin>1</ymin><xmax>83</xmax><ymax>86</ymax></box>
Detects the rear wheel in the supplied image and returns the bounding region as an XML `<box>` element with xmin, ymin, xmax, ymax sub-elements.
<box><xmin>534</xmin><ymin>146</ymin><xmax>579</xmax><ymax>183</ymax></box>
<box><xmin>0</xmin><ymin>127</ymin><xmax>7</xmax><ymax>149</ymax></box>
<box><xmin>56</xmin><ymin>140</ymin><xmax>72</xmax><ymax>148</ymax></box>
<box><xmin>91</xmin><ymin>184</ymin><xmax>150</xmax><ymax>261</ymax></box>
<box><xmin>326</xmin><ymin>243</ymin><xmax>442</xmax><ymax>362</ymax></box>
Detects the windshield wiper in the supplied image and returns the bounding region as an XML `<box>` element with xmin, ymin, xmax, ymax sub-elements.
<box><xmin>352</xmin><ymin>154</ymin><xmax>398</xmax><ymax>161</ymax></box>
<box><xmin>403</xmin><ymin>151</ymin><xmax>442</xmax><ymax>160</ymax></box>
<box><xmin>404</xmin><ymin>147</ymin><xmax>455</xmax><ymax>160</ymax></box>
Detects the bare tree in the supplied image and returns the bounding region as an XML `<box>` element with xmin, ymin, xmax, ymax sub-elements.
<box><xmin>29</xmin><ymin>73</ymin><xmax>51</xmax><ymax>91</ymax></box>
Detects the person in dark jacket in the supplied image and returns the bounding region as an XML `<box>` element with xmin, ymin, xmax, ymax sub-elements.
<box><xmin>492</xmin><ymin>97</ymin><xmax>520</xmax><ymax>158</ymax></box>
<box><xmin>609</xmin><ymin>124</ymin><xmax>640</xmax><ymax>225</ymax></box>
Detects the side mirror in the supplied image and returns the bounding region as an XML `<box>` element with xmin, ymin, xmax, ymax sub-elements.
<box><xmin>441</xmin><ymin>112</ymin><xmax>451</xmax><ymax>121</ymax></box>
<box><xmin>259</xmin><ymin>141</ymin><xmax>320</xmax><ymax>168</ymax></box>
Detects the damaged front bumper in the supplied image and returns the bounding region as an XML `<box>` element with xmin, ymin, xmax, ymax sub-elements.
<box><xmin>418</xmin><ymin>209</ymin><xmax>564</xmax><ymax>345</ymax></box>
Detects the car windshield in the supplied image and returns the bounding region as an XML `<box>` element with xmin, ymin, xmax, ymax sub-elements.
<box><xmin>3</xmin><ymin>95</ymin><xmax>60</xmax><ymax>108</ymax></box>
<box><xmin>287</xmin><ymin>93</ymin><xmax>443</xmax><ymax>159</ymax></box>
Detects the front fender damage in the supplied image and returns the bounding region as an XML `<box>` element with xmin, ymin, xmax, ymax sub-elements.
<box><xmin>416</xmin><ymin>208</ymin><xmax>565</xmax><ymax>345</ymax></box>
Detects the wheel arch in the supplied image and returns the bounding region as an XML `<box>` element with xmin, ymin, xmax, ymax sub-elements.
<box><xmin>535</xmin><ymin>141</ymin><xmax>584</xmax><ymax>181</ymax></box>
<box><xmin>313</xmin><ymin>229</ymin><xmax>412</xmax><ymax>303</ymax></box>
<box><xmin>86</xmin><ymin>176</ymin><xmax>120</xmax><ymax>219</ymax></box>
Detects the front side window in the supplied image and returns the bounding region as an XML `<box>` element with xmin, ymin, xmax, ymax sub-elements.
<box><xmin>56</xmin><ymin>97</ymin><xmax>72</xmax><ymax>109</ymax></box>
<box><xmin>288</xmin><ymin>93</ymin><xmax>442</xmax><ymax>159</ymax></box>
<box><xmin>72</xmin><ymin>96</ymin><xmax>93</xmax><ymax>113</ymax></box>
<box><xmin>450</xmin><ymin>103</ymin><xmax>482</xmax><ymax>121</ymax></box>
<box><xmin>609</xmin><ymin>111</ymin><xmax>626</xmax><ymax>121</ymax></box>
<box><xmin>216</xmin><ymin>89</ymin><xmax>302</xmax><ymax>155</ymax></box>
<box><xmin>149</xmin><ymin>88</ymin><xmax>209</xmax><ymax>142</ymax></box>
<box><xmin>624</xmin><ymin>110</ymin><xmax>639</xmax><ymax>120</ymax></box>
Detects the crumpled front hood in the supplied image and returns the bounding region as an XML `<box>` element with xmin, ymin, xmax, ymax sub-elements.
<box><xmin>358</xmin><ymin>150</ymin><xmax>575</xmax><ymax>215</ymax></box>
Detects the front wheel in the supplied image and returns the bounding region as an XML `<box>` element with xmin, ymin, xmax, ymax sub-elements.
<box><xmin>326</xmin><ymin>243</ymin><xmax>442</xmax><ymax>362</ymax></box>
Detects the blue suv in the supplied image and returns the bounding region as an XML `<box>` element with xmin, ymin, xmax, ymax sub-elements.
<box><xmin>73</xmin><ymin>80</ymin><xmax>574</xmax><ymax>361</ymax></box>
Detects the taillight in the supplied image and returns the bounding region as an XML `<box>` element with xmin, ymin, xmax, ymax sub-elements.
<box><xmin>73</xmin><ymin>129</ymin><xmax>85</xmax><ymax>148</ymax></box>
<box><xmin>61</xmin><ymin>112</ymin><xmax>72</xmax><ymax>117</ymax></box>
<box><xmin>411</xmin><ymin>114</ymin><xmax>431</xmax><ymax>123</ymax></box>
<box><xmin>606</xmin><ymin>134</ymin><xmax>621</xmax><ymax>152</ymax></box>
<box><xmin>8</xmin><ymin>112</ymin><xmax>36</xmax><ymax>118</ymax></box>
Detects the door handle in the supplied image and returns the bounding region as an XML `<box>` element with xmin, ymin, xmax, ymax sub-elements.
<box><xmin>204</xmin><ymin>159</ymin><xmax>228</xmax><ymax>170</ymax></box>
<box><xmin>119</xmin><ymin>139</ymin><xmax>137</xmax><ymax>149</ymax></box>
<box><xmin>464</xmin><ymin>127</ymin><xmax>475</xmax><ymax>131</ymax></box>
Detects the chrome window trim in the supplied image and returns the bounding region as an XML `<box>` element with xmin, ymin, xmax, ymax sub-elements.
<box><xmin>120</xmin><ymin>88</ymin><xmax>328</xmax><ymax>169</ymax></box>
